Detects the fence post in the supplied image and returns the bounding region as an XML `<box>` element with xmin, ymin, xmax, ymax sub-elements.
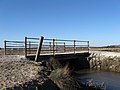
<box><xmin>74</xmin><ymin>40</ymin><xmax>76</xmax><ymax>54</ymax></box>
<box><xmin>53</xmin><ymin>39</ymin><xmax>55</xmax><ymax>56</ymax></box>
<box><xmin>55</xmin><ymin>40</ymin><xmax>57</xmax><ymax>52</ymax></box>
<box><xmin>4</xmin><ymin>40</ymin><xmax>6</xmax><ymax>55</ymax></box>
<box><xmin>35</xmin><ymin>36</ymin><xmax>44</xmax><ymax>62</ymax></box>
<box><xmin>49</xmin><ymin>42</ymin><xmax>51</xmax><ymax>53</ymax></box>
<box><xmin>87</xmin><ymin>41</ymin><xmax>90</xmax><ymax>53</ymax></box>
<box><xmin>25</xmin><ymin>37</ymin><xmax>27</xmax><ymax>57</ymax></box>
<box><xmin>64</xmin><ymin>42</ymin><xmax>66</xmax><ymax>52</ymax></box>
<box><xmin>29</xmin><ymin>41</ymin><xmax>31</xmax><ymax>54</ymax></box>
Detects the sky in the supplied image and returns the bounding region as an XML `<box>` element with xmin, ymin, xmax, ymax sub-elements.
<box><xmin>0</xmin><ymin>0</ymin><xmax>120</xmax><ymax>47</ymax></box>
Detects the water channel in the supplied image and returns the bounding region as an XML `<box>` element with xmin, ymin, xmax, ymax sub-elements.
<box><xmin>77</xmin><ymin>69</ymin><xmax>120</xmax><ymax>90</ymax></box>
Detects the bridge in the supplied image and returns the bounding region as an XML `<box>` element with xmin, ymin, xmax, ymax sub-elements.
<box><xmin>4</xmin><ymin>36</ymin><xmax>90</xmax><ymax>63</ymax></box>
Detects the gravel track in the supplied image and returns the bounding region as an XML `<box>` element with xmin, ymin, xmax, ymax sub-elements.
<box><xmin>0</xmin><ymin>55</ymin><xmax>48</xmax><ymax>89</ymax></box>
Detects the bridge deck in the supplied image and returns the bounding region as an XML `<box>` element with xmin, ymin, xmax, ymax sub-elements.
<box><xmin>27</xmin><ymin>51</ymin><xmax>89</xmax><ymax>56</ymax></box>
<box><xmin>26</xmin><ymin>51</ymin><xmax>90</xmax><ymax>61</ymax></box>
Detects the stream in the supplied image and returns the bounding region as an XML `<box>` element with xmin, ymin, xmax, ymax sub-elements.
<box><xmin>77</xmin><ymin>69</ymin><xmax>120</xmax><ymax>90</ymax></box>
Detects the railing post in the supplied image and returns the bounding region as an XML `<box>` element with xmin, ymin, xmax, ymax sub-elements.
<box><xmin>29</xmin><ymin>41</ymin><xmax>31</xmax><ymax>54</ymax></box>
<box><xmin>49</xmin><ymin>42</ymin><xmax>51</xmax><ymax>53</ymax></box>
<box><xmin>4</xmin><ymin>40</ymin><xmax>6</xmax><ymax>55</ymax></box>
<box><xmin>64</xmin><ymin>42</ymin><xmax>66</xmax><ymax>52</ymax></box>
<box><xmin>25</xmin><ymin>37</ymin><xmax>27</xmax><ymax>57</ymax></box>
<box><xmin>87</xmin><ymin>41</ymin><xmax>90</xmax><ymax>53</ymax></box>
<box><xmin>35</xmin><ymin>36</ymin><xmax>44</xmax><ymax>62</ymax></box>
<box><xmin>74</xmin><ymin>40</ymin><xmax>76</xmax><ymax>54</ymax></box>
<box><xmin>56</xmin><ymin>40</ymin><xmax>57</xmax><ymax>52</ymax></box>
<box><xmin>53</xmin><ymin>39</ymin><xmax>55</xmax><ymax>56</ymax></box>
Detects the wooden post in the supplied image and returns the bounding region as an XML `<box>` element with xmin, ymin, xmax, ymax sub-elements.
<box><xmin>54</xmin><ymin>38</ymin><xmax>57</xmax><ymax>53</ymax></box>
<box><xmin>64</xmin><ymin>42</ymin><xmax>66</xmax><ymax>52</ymax></box>
<box><xmin>49</xmin><ymin>42</ymin><xmax>51</xmax><ymax>53</ymax></box>
<box><xmin>4</xmin><ymin>40</ymin><xmax>6</xmax><ymax>55</ymax></box>
<box><xmin>53</xmin><ymin>39</ymin><xmax>55</xmax><ymax>56</ymax></box>
<box><xmin>35</xmin><ymin>36</ymin><xmax>44</xmax><ymax>62</ymax></box>
<box><xmin>74</xmin><ymin>40</ymin><xmax>76</xmax><ymax>54</ymax></box>
<box><xmin>88</xmin><ymin>41</ymin><xmax>90</xmax><ymax>53</ymax></box>
<box><xmin>29</xmin><ymin>41</ymin><xmax>31</xmax><ymax>54</ymax></box>
<box><xmin>25</xmin><ymin>37</ymin><xmax>27</xmax><ymax>57</ymax></box>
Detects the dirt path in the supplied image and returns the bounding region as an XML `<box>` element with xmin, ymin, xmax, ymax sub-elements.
<box><xmin>0</xmin><ymin>55</ymin><xmax>48</xmax><ymax>89</ymax></box>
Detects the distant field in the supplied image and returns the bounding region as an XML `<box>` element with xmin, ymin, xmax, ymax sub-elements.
<box><xmin>90</xmin><ymin>47</ymin><xmax>120</xmax><ymax>52</ymax></box>
<box><xmin>1</xmin><ymin>47</ymin><xmax>120</xmax><ymax>56</ymax></box>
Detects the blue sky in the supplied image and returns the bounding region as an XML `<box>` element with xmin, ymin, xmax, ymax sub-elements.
<box><xmin>0</xmin><ymin>0</ymin><xmax>120</xmax><ymax>47</ymax></box>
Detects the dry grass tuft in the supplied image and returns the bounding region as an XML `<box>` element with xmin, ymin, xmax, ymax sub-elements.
<box><xmin>49</xmin><ymin>65</ymin><xmax>83</xmax><ymax>90</ymax></box>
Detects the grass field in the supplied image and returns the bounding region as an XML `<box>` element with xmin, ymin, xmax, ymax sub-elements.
<box><xmin>1</xmin><ymin>46</ymin><xmax>120</xmax><ymax>56</ymax></box>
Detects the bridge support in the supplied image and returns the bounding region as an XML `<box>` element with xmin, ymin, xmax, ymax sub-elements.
<box><xmin>35</xmin><ymin>36</ymin><xmax>44</xmax><ymax>62</ymax></box>
<box><xmin>25</xmin><ymin>37</ymin><xmax>27</xmax><ymax>57</ymax></box>
<box><xmin>4</xmin><ymin>40</ymin><xmax>6</xmax><ymax>55</ymax></box>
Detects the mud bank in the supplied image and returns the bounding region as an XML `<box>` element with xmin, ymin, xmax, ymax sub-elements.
<box><xmin>89</xmin><ymin>51</ymin><xmax>120</xmax><ymax>72</ymax></box>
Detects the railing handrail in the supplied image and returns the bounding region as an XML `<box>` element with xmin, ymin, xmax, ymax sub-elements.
<box><xmin>25</xmin><ymin>37</ymin><xmax>90</xmax><ymax>57</ymax></box>
<box><xmin>4</xmin><ymin>36</ymin><xmax>90</xmax><ymax>57</ymax></box>
<box><xmin>26</xmin><ymin>37</ymin><xmax>89</xmax><ymax>42</ymax></box>
<box><xmin>5</xmin><ymin>40</ymin><xmax>24</xmax><ymax>43</ymax></box>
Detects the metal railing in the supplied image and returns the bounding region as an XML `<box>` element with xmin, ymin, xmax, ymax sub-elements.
<box><xmin>4</xmin><ymin>40</ymin><xmax>25</xmax><ymax>55</ymax></box>
<box><xmin>25</xmin><ymin>37</ymin><xmax>89</xmax><ymax>57</ymax></box>
<box><xmin>4</xmin><ymin>36</ymin><xmax>89</xmax><ymax>56</ymax></box>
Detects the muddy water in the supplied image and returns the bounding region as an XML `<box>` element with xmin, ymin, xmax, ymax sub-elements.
<box><xmin>78</xmin><ymin>69</ymin><xmax>120</xmax><ymax>90</ymax></box>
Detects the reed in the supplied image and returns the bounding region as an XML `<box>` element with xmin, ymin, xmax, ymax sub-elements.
<box><xmin>49</xmin><ymin>65</ymin><xmax>82</xmax><ymax>90</ymax></box>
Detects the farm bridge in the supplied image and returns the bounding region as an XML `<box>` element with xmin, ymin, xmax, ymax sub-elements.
<box><xmin>4</xmin><ymin>36</ymin><xmax>90</xmax><ymax>66</ymax></box>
